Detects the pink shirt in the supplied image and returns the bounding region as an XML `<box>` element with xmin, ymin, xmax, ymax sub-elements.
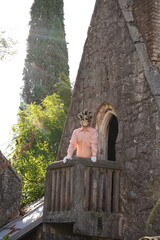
<box><xmin>67</xmin><ymin>127</ymin><xmax>98</xmax><ymax>158</ymax></box>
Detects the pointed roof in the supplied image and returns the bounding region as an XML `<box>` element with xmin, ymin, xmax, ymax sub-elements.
<box><xmin>0</xmin><ymin>151</ymin><xmax>21</xmax><ymax>181</ymax></box>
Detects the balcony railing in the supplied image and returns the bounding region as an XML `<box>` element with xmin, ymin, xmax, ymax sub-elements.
<box><xmin>43</xmin><ymin>157</ymin><xmax>122</xmax><ymax>238</ymax></box>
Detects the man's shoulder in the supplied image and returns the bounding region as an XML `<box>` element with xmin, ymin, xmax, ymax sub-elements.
<box><xmin>73</xmin><ymin>128</ymin><xmax>81</xmax><ymax>133</ymax></box>
<box><xmin>89</xmin><ymin>128</ymin><xmax>98</xmax><ymax>137</ymax></box>
<box><xmin>88</xmin><ymin>127</ymin><xmax>97</xmax><ymax>133</ymax></box>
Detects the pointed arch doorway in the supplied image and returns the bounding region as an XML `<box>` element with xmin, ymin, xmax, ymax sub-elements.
<box><xmin>107</xmin><ymin>114</ymin><xmax>118</xmax><ymax>161</ymax></box>
<box><xmin>96</xmin><ymin>103</ymin><xmax>118</xmax><ymax>161</ymax></box>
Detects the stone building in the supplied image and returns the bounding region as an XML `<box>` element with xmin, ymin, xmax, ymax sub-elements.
<box><xmin>0</xmin><ymin>151</ymin><xmax>21</xmax><ymax>228</ymax></box>
<box><xmin>52</xmin><ymin>0</ymin><xmax>160</xmax><ymax>239</ymax></box>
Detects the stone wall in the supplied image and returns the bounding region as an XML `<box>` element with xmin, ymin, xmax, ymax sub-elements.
<box><xmin>0</xmin><ymin>151</ymin><xmax>21</xmax><ymax>227</ymax></box>
<box><xmin>57</xmin><ymin>0</ymin><xmax>160</xmax><ymax>239</ymax></box>
<box><xmin>44</xmin><ymin>233</ymin><xmax>90</xmax><ymax>240</ymax></box>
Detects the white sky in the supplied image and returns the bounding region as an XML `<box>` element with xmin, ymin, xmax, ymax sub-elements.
<box><xmin>0</xmin><ymin>0</ymin><xmax>96</xmax><ymax>155</ymax></box>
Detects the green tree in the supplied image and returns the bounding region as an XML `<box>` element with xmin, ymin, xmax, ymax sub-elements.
<box><xmin>22</xmin><ymin>0</ymin><xmax>70</xmax><ymax>104</ymax></box>
<box><xmin>0</xmin><ymin>31</ymin><xmax>16</xmax><ymax>60</ymax></box>
<box><xmin>54</xmin><ymin>73</ymin><xmax>72</xmax><ymax>111</ymax></box>
<box><xmin>11</xmin><ymin>93</ymin><xmax>66</xmax><ymax>206</ymax></box>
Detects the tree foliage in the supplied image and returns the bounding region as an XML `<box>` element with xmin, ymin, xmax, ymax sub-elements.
<box><xmin>0</xmin><ymin>31</ymin><xmax>16</xmax><ymax>60</ymax></box>
<box><xmin>11</xmin><ymin>93</ymin><xmax>66</xmax><ymax>206</ymax></box>
<box><xmin>54</xmin><ymin>73</ymin><xmax>72</xmax><ymax>111</ymax></box>
<box><xmin>22</xmin><ymin>0</ymin><xmax>70</xmax><ymax>104</ymax></box>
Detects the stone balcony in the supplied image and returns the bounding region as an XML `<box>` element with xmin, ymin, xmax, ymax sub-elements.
<box><xmin>43</xmin><ymin>157</ymin><xmax>122</xmax><ymax>239</ymax></box>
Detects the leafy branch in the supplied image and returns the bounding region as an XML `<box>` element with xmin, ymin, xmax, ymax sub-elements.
<box><xmin>0</xmin><ymin>31</ymin><xmax>17</xmax><ymax>60</ymax></box>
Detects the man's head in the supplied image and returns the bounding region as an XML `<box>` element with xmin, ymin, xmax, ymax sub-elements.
<box><xmin>77</xmin><ymin>110</ymin><xmax>93</xmax><ymax>127</ymax></box>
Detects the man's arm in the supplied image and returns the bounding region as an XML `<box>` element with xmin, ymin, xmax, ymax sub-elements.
<box><xmin>63</xmin><ymin>130</ymin><xmax>77</xmax><ymax>163</ymax></box>
<box><xmin>67</xmin><ymin>130</ymin><xmax>77</xmax><ymax>157</ymax></box>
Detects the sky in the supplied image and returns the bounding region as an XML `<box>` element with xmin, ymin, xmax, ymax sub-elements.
<box><xmin>0</xmin><ymin>0</ymin><xmax>96</xmax><ymax>155</ymax></box>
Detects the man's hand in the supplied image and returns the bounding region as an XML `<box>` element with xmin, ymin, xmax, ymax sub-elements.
<box><xmin>91</xmin><ymin>156</ymin><xmax>97</xmax><ymax>162</ymax></box>
<box><xmin>63</xmin><ymin>156</ymin><xmax>71</xmax><ymax>163</ymax></box>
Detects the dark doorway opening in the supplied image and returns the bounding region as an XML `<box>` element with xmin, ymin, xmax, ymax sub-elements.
<box><xmin>107</xmin><ymin>115</ymin><xmax>118</xmax><ymax>161</ymax></box>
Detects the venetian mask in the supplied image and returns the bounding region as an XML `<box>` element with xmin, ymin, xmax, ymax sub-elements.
<box><xmin>80</xmin><ymin>119</ymin><xmax>90</xmax><ymax>127</ymax></box>
<box><xmin>77</xmin><ymin>110</ymin><xmax>93</xmax><ymax>127</ymax></box>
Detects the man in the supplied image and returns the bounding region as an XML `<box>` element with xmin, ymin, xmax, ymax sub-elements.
<box><xmin>63</xmin><ymin>110</ymin><xmax>98</xmax><ymax>163</ymax></box>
